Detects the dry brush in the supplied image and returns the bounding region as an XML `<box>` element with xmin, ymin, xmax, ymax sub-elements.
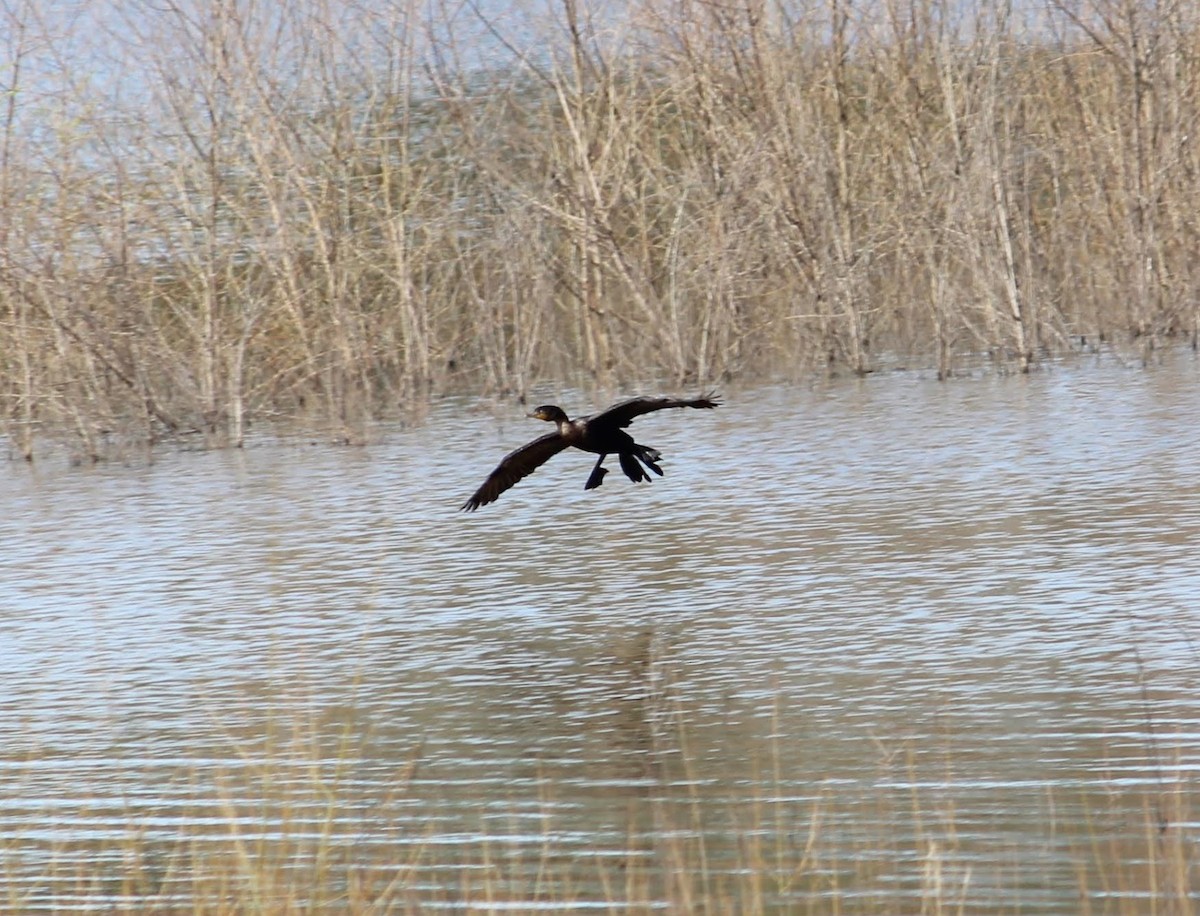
<box><xmin>2</xmin><ymin>0</ymin><xmax>1198</xmax><ymax>456</ymax></box>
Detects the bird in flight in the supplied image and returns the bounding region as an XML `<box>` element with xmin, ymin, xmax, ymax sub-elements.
<box><xmin>461</xmin><ymin>393</ymin><xmax>720</xmax><ymax>511</ymax></box>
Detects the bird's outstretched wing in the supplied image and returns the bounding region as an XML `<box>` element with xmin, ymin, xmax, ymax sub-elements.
<box><xmin>592</xmin><ymin>391</ymin><xmax>720</xmax><ymax>428</ymax></box>
<box><xmin>461</xmin><ymin>432</ymin><xmax>570</xmax><ymax>511</ymax></box>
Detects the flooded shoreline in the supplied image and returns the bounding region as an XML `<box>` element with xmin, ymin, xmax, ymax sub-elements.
<box><xmin>3</xmin><ymin>362</ymin><xmax>1199</xmax><ymax>911</ymax></box>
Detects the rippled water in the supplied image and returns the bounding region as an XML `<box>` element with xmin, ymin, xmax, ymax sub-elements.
<box><xmin>2</xmin><ymin>358</ymin><xmax>1199</xmax><ymax>912</ymax></box>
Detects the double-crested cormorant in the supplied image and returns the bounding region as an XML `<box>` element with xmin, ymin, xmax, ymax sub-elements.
<box><xmin>461</xmin><ymin>392</ymin><xmax>720</xmax><ymax>511</ymax></box>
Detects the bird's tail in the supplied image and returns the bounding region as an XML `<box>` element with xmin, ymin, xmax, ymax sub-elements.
<box><xmin>633</xmin><ymin>445</ymin><xmax>664</xmax><ymax>478</ymax></box>
<box><xmin>619</xmin><ymin>451</ymin><xmax>648</xmax><ymax>483</ymax></box>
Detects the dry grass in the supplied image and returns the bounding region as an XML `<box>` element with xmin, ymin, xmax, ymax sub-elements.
<box><xmin>2</xmin><ymin>0</ymin><xmax>1200</xmax><ymax>458</ymax></box>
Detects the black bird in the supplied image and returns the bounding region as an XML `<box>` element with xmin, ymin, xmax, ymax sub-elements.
<box><xmin>461</xmin><ymin>393</ymin><xmax>720</xmax><ymax>511</ymax></box>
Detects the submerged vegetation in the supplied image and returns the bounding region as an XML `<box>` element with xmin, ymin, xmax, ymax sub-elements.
<box><xmin>2</xmin><ymin>0</ymin><xmax>1200</xmax><ymax>456</ymax></box>
<box><xmin>2</xmin><ymin>691</ymin><xmax>1194</xmax><ymax>914</ymax></box>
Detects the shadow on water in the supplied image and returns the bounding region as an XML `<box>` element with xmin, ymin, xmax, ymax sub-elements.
<box><xmin>2</xmin><ymin>358</ymin><xmax>1199</xmax><ymax>910</ymax></box>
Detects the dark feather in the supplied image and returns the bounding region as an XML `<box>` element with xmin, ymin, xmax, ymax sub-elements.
<box><xmin>635</xmin><ymin>445</ymin><xmax>664</xmax><ymax>476</ymax></box>
<box><xmin>592</xmin><ymin>391</ymin><xmax>721</xmax><ymax>429</ymax></box>
<box><xmin>619</xmin><ymin>451</ymin><xmax>650</xmax><ymax>483</ymax></box>
<box><xmin>461</xmin><ymin>432</ymin><xmax>570</xmax><ymax>511</ymax></box>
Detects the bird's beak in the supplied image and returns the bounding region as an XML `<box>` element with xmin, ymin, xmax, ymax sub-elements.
<box><xmin>526</xmin><ymin>411</ymin><xmax>540</xmax><ymax>420</ymax></box>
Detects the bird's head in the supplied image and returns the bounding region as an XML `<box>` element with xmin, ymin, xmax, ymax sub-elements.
<box><xmin>528</xmin><ymin>405</ymin><xmax>569</xmax><ymax>424</ymax></box>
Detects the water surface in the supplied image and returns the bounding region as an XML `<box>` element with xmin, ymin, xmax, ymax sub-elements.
<box><xmin>2</xmin><ymin>358</ymin><xmax>1199</xmax><ymax>911</ymax></box>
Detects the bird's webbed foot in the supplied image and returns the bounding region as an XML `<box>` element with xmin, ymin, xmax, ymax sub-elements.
<box><xmin>585</xmin><ymin>458</ymin><xmax>608</xmax><ymax>490</ymax></box>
